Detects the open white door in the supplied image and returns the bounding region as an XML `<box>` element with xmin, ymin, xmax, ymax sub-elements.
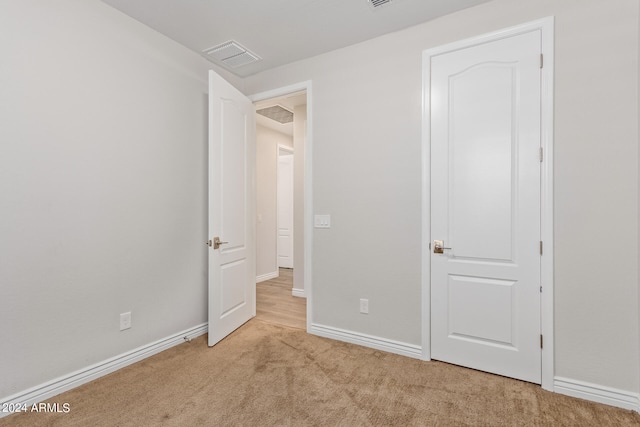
<box><xmin>430</xmin><ymin>30</ymin><xmax>542</xmax><ymax>383</ymax></box>
<box><xmin>208</xmin><ymin>70</ymin><xmax>256</xmax><ymax>346</ymax></box>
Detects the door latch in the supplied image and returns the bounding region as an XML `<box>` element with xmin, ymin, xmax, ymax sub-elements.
<box><xmin>433</xmin><ymin>240</ymin><xmax>452</xmax><ymax>254</ymax></box>
<box><xmin>206</xmin><ymin>237</ymin><xmax>229</xmax><ymax>249</ymax></box>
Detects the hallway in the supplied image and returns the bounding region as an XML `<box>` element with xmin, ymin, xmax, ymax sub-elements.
<box><xmin>256</xmin><ymin>268</ymin><xmax>306</xmax><ymax>329</ymax></box>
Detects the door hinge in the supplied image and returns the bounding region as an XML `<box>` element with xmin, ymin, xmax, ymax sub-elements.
<box><xmin>540</xmin><ymin>334</ymin><xmax>543</xmax><ymax>349</ymax></box>
<box><xmin>540</xmin><ymin>53</ymin><xmax>544</xmax><ymax>69</ymax></box>
<box><xmin>539</xmin><ymin>147</ymin><xmax>543</xmax><ymax>162</ymax></box>
<box><xmin>539</xmin><ymin>241</ymin><xmax>543</xmax><ymax>255</ymax></box>
<box><xmin>540</xmin><ymin>286</ymin><xmax>542</xmax><ymax>293</ymax></box>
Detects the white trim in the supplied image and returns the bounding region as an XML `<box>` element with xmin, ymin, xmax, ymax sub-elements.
<box><xmin>292</xmin><ymin>288</ymin><xmax>306</xmax><ymax>298</ymax></box>
<box><xmin>0</xmin><ymin>323</ymin><xmax>208</xmax><ymax>419</ymax></box>
<box><xmin>250</xmin><ymin>81</ymin><xmax>313</xmax><ymax>333</ymax></box>
<box><xmin>421</xmin><ymin>17</ymin><xmax>555</xmax><ymax>388</ymax></box>
<box><xmin>310</xmin><ymin>323</ymin><xmax>422</xmax><ymax>359</ymax></box>
<box><xmin>554</xmin><ymin>377</ymin><xmax>640</xmax><ymax>412</ymax></box>
<box><xmin>538</xmin><ymin>16</ymin><xmax>555</xmax><ymax>392</ymax></box>
<box><xmin>256</xmin><ymin>271</ymin><xmax>279</xmax><ymax>283</ymax></box>
<box><xmin>420</xmin><ymin>25</ymin><xmax>432</xmax><ymax>362</ymax></box>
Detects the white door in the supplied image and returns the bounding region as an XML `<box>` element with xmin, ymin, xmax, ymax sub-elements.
<box><xmin>430</xmin><ymin>31</ymin><xmax>542</xmax><ymax>383</ymax></box>
<box><xmin>208</xmin><ymin>70</ymin><xmax>256</xmax><ymax>346</ymax></box>
<box><xmin>277</xmin><ymin>152</ymin><xmax>294</xmax><ymax>269</ymax></box>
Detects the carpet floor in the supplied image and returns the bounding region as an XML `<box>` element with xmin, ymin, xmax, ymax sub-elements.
<box><xmin>2</xmin><ymin>319</ymin><xmax>639</xmax><ymax>426</ymax></box>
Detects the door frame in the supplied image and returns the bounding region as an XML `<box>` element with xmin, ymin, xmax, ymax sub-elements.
<box><xmin>250</xmin><ymin>81</ymin><xmax>313</xmax><ymax>332</ymax></box>
<box><xmin>421</xmin><ymin>17</ymin><xmax>555</xmax><ymax>390</ymax></box>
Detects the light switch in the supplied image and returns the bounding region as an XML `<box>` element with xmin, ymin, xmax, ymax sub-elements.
<box><xmin>314</xmin><ymin>214</ymin><xmax>331</xmax><ymax>228</ymax></box>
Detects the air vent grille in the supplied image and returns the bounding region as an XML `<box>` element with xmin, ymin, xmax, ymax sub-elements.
<box><xmin>257</xmin><ymin>105</ymin><xmax>293</xmax><ymax>124</ymax></box>
<box><xmin>369</xmin><ymin>0</ymin><xmax>392</xmax><ymax>7</ymax></box>
<box><xmin>202</xmin><ymin>40</ymin><xmax>261</xmax><ymax>68</ymax></box>
<box><xmin>222</xmin><ymin>51</ymin><xmax>260</xmax><ymax>68</ymax></box>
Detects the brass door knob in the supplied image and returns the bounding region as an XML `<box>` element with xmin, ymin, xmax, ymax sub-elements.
<box><xmin>433</xmin><ymin>240</ymin><xmax>452</xmax><ymax>254</ymax></box>
<box><xmin>213</xmin><ymin>237</ymin><xmax>228</xmax><ymax>250</ymax></box>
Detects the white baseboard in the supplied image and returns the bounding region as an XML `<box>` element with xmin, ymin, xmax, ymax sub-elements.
<box><xmin>292</xmin><ymin>287</ymin><xmax>306</xmax><ymax>298</ymax></box>
<box><xmin>554</xmin><ymin>376</ymin><xmax>640</xmax><ymax>412</ymax></box>
<box><xmin>0</xmin><ymin>323</ymin><xmax>208</xmax><ymax>419</ymax></box>
<box><xmin>256</xmin><ymin>271</ymin><xmax>279</xmax><ymax>283</ymax></box>
<box><xmin>309</xmin><ymin>323</ymin><xmax>422</xmax><ymax>359</ymax></box>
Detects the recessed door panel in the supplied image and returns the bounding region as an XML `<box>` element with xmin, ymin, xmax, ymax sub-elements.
<box><xmin>221</xmin><ymin>100</ymin><xmax>247</xmax><ymax>251</ymax></box>
<box><xmin>221</xmin><ymin>260</ymin><xmax>247</xmax><ymax>317</ymax></box>
<box><xmin>450</xmin><ymin>64</ymin><xmax>516</xmax><ymax>262</ymax></box>
<box><xmin>448</xmin><ymin>275</ymin><xmax>515</xmax><ymax>346</ymax></box>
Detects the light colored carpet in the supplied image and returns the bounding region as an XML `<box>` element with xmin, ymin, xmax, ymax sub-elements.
<box><xmin>2</xmin><ymin>319</ymin><xmax>639</xmax><ymax>426</ymax></box>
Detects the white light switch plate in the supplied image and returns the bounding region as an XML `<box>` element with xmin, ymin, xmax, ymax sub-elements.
<box><xmin>314</xmin><ymin>214</ymin><xmax>331</xmax><ymax>228</ymax></box>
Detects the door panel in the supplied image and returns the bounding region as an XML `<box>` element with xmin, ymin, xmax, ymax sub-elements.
<box><xmin>221</xmin><ymin>100</ymin><xmax>247</xmax><ymax>249</ymax></box>
<box><xmin>208</xmin><ymin>70</ymin><xmax>255</xmax><ymax>347</ymax></box>
<box><xmin>448</xmin><ymin>275</ymin><xmax>516</xmax><ymax>346</ymax></box>
<box><xmin>277</xmin><ymin>153</ymin><xmax>294</xmax><ymax>268</ymax></box>
<box><xmin>450</xmin><ymin>64</ymin><xmax>515</xmax><ymax>261</ymax></box>
<box><xmin>431</xmin><ymin>31</ymin><xmax>541</xmax><ymax>383</ymax></box>
<box><xmin>220</xmin><ymin>260</ymin><xmax>247</xmax><ymax>317</ymax></box>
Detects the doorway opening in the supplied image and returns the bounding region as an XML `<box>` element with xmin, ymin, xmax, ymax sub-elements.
<box><xmin>253</xmin><ymin>88</ymin><xmax>308</xmax><ymax>330</ymax></box>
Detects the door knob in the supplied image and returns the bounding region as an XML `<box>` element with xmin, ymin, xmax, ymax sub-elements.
<box><xmin>433</xmin><ymin>240</ymin><xmax>452</xmax><ymax>254</ymax></box>
<box><xmin>206</xmin><ymin>237</ymin><xmax>229</xmax><ymax>249</ymax></box>
<box><xmin>213</xmin><ymin>237</ymin><xmax>228</xmax><ymax>250</ymax></box>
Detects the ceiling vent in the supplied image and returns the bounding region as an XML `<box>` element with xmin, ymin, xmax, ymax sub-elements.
<box><xmin>368</xmin><ymin>0</ymin><xmax>392</xmax><ymax>8</ymax></box>
<box><xmin>256</xmin><ymin>105</ymin><xmax>294</xmax><ymax>124</ymax></box>
<box><xmin>202</xmin><ymin>41</ymin><xmax>261</xmax><ymax>68</ymax></box>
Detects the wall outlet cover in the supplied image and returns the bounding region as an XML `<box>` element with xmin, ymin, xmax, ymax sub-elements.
<box><xmin>120</xmin><ymin>312</ymin><xmax>132</xmax><ymax>331</ymax></box>
<box><xmin>360</xmin><ymin>298</ymin><xmax>369</xmax><ymax>314</ymax></box>
<box><xmin>314</xmin><ymin>214</ymin><xmax>331</xmax><ymax>228</ymax></box>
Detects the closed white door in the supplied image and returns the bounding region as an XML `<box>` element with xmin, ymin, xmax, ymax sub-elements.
<box><xmin>430</xmin><ymin>31</ymin><xmax>542</xmax><ymax>383</ymax></box>
<box><xmin>208</xmin><ymin>70</ymin><xmax>256</xmax><ymax>346</ymax></box>
<box><xmin>277</xmin><ymin>152</ymin><xmax>294</xmax><ymax>269</ymax></box>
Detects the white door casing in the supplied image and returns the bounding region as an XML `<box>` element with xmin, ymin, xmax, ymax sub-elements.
<box><xmin>424</xmin><ymin>19</ymin><xmax>554</xmax><ymax>386</ymax></box>
<box><xmin>208</xmin><ymin>70</ymin><xmax>256</xmax><ymax>346</ymax></box>
<box><xmin>278</xmin><ymin>150</ymin><xmax>294</xmax><ymax>269</ymax></box>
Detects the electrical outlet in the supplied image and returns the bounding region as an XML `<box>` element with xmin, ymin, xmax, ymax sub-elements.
<box><xmin>120</xmin><ymin>312</ymin><xmax>131</xmax><ymax>331</ymax></box>
<box><xmin>360</xmin><ymin>298</ymin><xmax>369</xmax><ymax>314</ymax></box>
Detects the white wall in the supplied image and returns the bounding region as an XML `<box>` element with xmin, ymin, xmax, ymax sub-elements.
<box><xmin>244</xmin><ymin>0</ymin><xmax>640</xmax><ymax>394</ymax></box>
<box><xmin>0</xmin><ymin>0</ymin><xmax>214</xmax><ymax>399</ymax></box>
<box><xmin>637</xmin><ymin>3</ymin><xmax>640</xmax><ymax>395</ymax></box>
<box><xmin>256</xmin><ymin>125</ymin><xmax>293</xmax><ymax>279</ymax></box>
<box><xmin>293</xmin><ymin>105</ymin><xmax>307</xmax><ymax>294</ymax></box>
<box><xmin>2</xmin><ymin>0</ymin><xmax>639</xmax><ymax>409</ymax></box>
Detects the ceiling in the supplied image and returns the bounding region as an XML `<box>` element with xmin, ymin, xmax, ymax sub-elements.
<box><xmin>256</xmin><ymin>92</ymin><xmax>307</xmax><ymax>136</ymax></box>
<box><xmin>101</xmin><ymin>0</ymin><xmax>491</xmax><ymax>77</ymax></box>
